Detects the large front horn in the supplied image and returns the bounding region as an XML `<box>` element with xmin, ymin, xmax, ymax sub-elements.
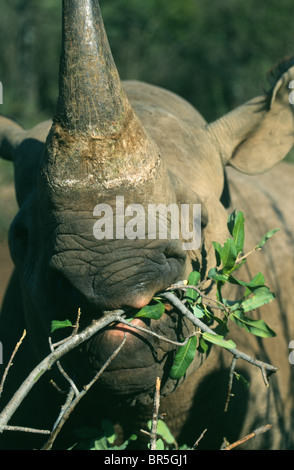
<box><xmin>41</xmin><ymin>0</ymin><xmax>161</xmax><ymax>192</ymax></box>
<box><xmin>56</xmin><ymin>0</ymin><xmax>129</xmax><ymax>137</ymax></box>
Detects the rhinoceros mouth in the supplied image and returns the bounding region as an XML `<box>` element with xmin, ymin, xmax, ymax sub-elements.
<box><xmin>70</xmin><ymin>304</ymin><xmax>193</xmax><ymax>403</ymax></box>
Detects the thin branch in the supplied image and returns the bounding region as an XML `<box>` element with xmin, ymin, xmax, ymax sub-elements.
<box><xmin>150</xmin><ymin>377</ymin><xmax>161</xmax><ymax>451</ymax></box>
<box><xmin>167</xmin><ymin>284</ymin><xmax>231</xmax><ymax>315</ymax></box>
<box><xmin>224</xmin><ymin>356</ymin><xmax>237</xmax><ymax>412</ymax></box>
<box><xmin>52</xmin><ymin>387</ymin><xmax>75</xmax><ymax>432</ymax></box>
<box><xmin>2</xmin><ymin>425</ymin><xmax>50</xmax><ymax>435</ymax></box>
<box><xmin>193</xmin><ymin>428</ymin><xmax>207</xmax><ymax>448</ymax></box>
<box><xmin>48</xmin><ymin>337</ymin><xmax>79</xmax><ymax>397</ymax></box>
<box><xmin>222</xmin><ymin>424</ymin><xmax>272</xmax><ymax>450</ymax></box>
<box><xmin>0</xmin><ymin>329</ymin><xmax>26</xmax><ymax>399</ymax></box>
<box><xmin>235</xmin><ymin>246</ymin><xmax>260</xmax><ymax>265</ymax></box>
<box><xmin>41</xmin><ymin>335</ymin><xmax>127</xmax><ymax>450</ymax></box>
<box><xmin>0</xmin><ymin>310</ymin><xmax>125</xmax><ymax>434</ymax></box>
<box><xmin>72</xmin><ymin>308</ymin><xmax>81</xmax><ymax>336</ymax></box>
<box><xmin>118</xmin><ymin>317</ymin><xmax>198</xmax><ymax>347</ymax></box>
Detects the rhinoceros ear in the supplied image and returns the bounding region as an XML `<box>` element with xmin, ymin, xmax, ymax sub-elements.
<box><xmin>207</xmin><ymin>60</ymin><xmax>294</xmax><ymax>175</ymax></box>
<box><xmin>0</xmin><ymin>116</ymin><xmax>24</xmax><ymax>162</ymax></box>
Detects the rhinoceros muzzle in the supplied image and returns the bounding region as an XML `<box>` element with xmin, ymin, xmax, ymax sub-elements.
<box><xmin>72</xmin><ymin>304</ymin><xmax>197</xmax><ymax>405</ymax></box>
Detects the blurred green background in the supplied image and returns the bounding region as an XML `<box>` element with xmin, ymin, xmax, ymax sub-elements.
<box><xmin>0</xmin><ymin>0</ymin><xmax>294</xmax><ymax>237</ymax></box>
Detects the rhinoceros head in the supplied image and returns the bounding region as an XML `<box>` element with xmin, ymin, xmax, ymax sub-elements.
<box><xmin>25</xmin><ymin>0</ymin><xmax>195</xmax><ymax>402</ymax></box>
<box><xmin>6</xmin><ymin>0</ymin><xmax>294</xmax><ymax>405</ymax></box>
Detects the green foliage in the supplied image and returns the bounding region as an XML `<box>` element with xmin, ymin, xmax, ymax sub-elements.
<box><xmin>71</xmin><ymin>418</ymin><xmax>189</xmax><ymax>450</ymax></box>
<box><xmin>169</xmin><ymin>336</ymin><xmax>199</xmax><ymax>380</ymax></box>
<box><xmin>135</xmin><ymin>210</ymin><xmax>279</xmax><ymax>380</ymax></box>
<box><xmin>133</xmin><ymin>300</ymin><xmax>165</xmax><ymax>320</ymax></box>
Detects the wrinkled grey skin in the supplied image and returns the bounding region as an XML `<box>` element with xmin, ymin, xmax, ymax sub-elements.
<box><xmin>0</xmin><ymin>0</ymin><xmax>294</xmax><ymax>450</ymax></box>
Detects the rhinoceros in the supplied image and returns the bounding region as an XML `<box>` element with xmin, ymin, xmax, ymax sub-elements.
<box><xmin>0</xmin><ymin>0</ymin><xmax>294</xmax><ymax>450</ymax></box>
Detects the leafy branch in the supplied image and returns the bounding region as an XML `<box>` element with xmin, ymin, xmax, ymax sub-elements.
<box><xmin>129</xmin><ymin>210</ymin><xmax>279</xmax><ymax>389</ymax></box>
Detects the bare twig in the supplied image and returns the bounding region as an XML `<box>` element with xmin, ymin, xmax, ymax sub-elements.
<box><xmin>118</xmin><ymin>317</ymin><xmax>198</xmax><ymax>347</ymax></box>
<box><xmin>41</xmin><ymin>335</ymin><xmax>127</xmax><ymax>450</ymax></box>
<box><xmin>2</xmin><ymin>425</ymin><xmax>50</xmax><ymax>435</ymax></box>
<box><xmin>193</xmin><ymin>428</ymin><xmax>207</xmax><ymax>448</ymax></box>
<box><xmin>52</xmin><ymin>387</ymin><xmax>75</xmax><ymax>432</ymax></box>
<box><xmin>0</xmin><ymin>310</ymin><xmax>125</xmax><ymax>434</ymax></box>
<box><xmin>48</xmin><ymin>337</ymin><xmax>80</xmax><ymax>397</ymax></box>
<box><xmin>222</xmin><ymin>424</ymin><xmax>272</xmax><ymax>450</ymax></box>
<box><xmin>0</xmin><ymin>329</ymin><xmax>26</xmax><ymax>399</ymax></box>
<box><xmin>224</xmin><ymin>356</ymin><xmax>237</xmax><ymax>412</ymax></box>
<box><xmin>150</xmin><ymin>377</ymin><xmax>161</xmax><ymax>450</ymax></box>
<box><xmin>72</xmin><ymin>308</ymin><xmax>81</xmax><ymax>336</ymax></box>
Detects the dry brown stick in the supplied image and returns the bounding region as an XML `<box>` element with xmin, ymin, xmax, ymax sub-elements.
<box><xmin>41</xmin><ymin>335</ymin><xmax>127</xmax><ymax>450</ymax></box>
<box><xmin>72</xmin><ymin>308</ymin><xmax>81</xmax><ymax>336</ymax></box>
<box><xmin>223</xmin><ymin>424</ymin><xmax>273</xmax><ymax>450</ymax></box>
<box><xmin>0</xmin><ymin>329</ymin><xmax>26</xmax><ymax>399</ymax></box>
<box><xmin>193</xmin><ymin>428</ymin><xmax>207</xmax><ymax>448</ymax></box>
<box><xmin>150</xmin><ymin>377</ymin><xmax>161</xmax><ymax>451</ymax></box>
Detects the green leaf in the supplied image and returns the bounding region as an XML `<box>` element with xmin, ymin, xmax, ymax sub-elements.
<box><xmin>230</xmin><ymin>310</ymin><xmax>276</xmax><ymax>338</ymax></box>
<box><xmin>157</xmin><ymin>420</ymin><xmax>176</xmax><ymax>445</ymax></box>
<box><xmin>134</xmin><ymin>301</ymin><xmax>165</xmax><ymax>320</ymax></box>
<box><xmin>156</xmin><ymin>439</ymin><xmax>165</xmax><ymax>450</ymax></box>
<box><xmin>169</xmin><ymin>336</ymin><xmax>198</xmax><ymax>379</ymax></box>
<box><xmin>102</xmin><ymin>420</ymin><xmax>116</xmax><ymax>444</ymax></box>
<box><xmin>212</xmin><ymin>241</ymin><xmax>222</xmax><ymax>267</ymax></box>
<box><xmin>147</xmin><ymin>419</ymin><xmax>176</xmax><ymax>446</ymax></box>
<box><xmin>234</xmin><ymin>372</ymin><xmax>250</xmax><ymax>389</ymax></box>
<box><xmin>241</xmin><ymin>286</ymin><xmax>275</xmax><ymax>312</ymax></box>
<box><xmin>186</xmin><ymin>271</ymin><xmax>201</xmax><ymax>303</ymax></box>
<box><xmin>192</xmin><ymin>305</ymin><xmax>205</xmax><ymax>318</ymax></box>
<box><xmin>232</xmin><ymin>211</ymin><xmax>245</xmax><ymax>255</ymax></box>
<box><xmin>220</xmin><ymin>238</ymin><xmax>237</xmax><ymax>273</ymax></box>
<box><xmin>51</xmin><ymin>319</ymin><xmax>73</xmax><ymax>333</ymax></box>
<box><xmin>198</xmin><ymin>336</ymin><xmax>209</xmax><ymax>353</ymax></box>
<box><xmin>226</xmin><ymin>272</ymin><xmax>266</xmax><ymax>295</ymax></box>
<box><xmin>188</xmin><ymin>270</ymin><xmax>201</xmax><ymax>285</ymax></box>
<box><xmin>208</xmin><ymin>267</ymin><xmax>228</xmax><ymax>282</ymax></box>
<box><xmin>202</xmin><ymin>332</ymin><xmax>236</xmax><ymax>349</ymax></box>
<box><xmin>256</xmin><ymin>228</ymin><xmax>280</xmax><ymax>249</ymax></box>
<box><xmin>227</xmin><ymin>209</ymin><xmax>237</xmax><ymax>236</ymax></box>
